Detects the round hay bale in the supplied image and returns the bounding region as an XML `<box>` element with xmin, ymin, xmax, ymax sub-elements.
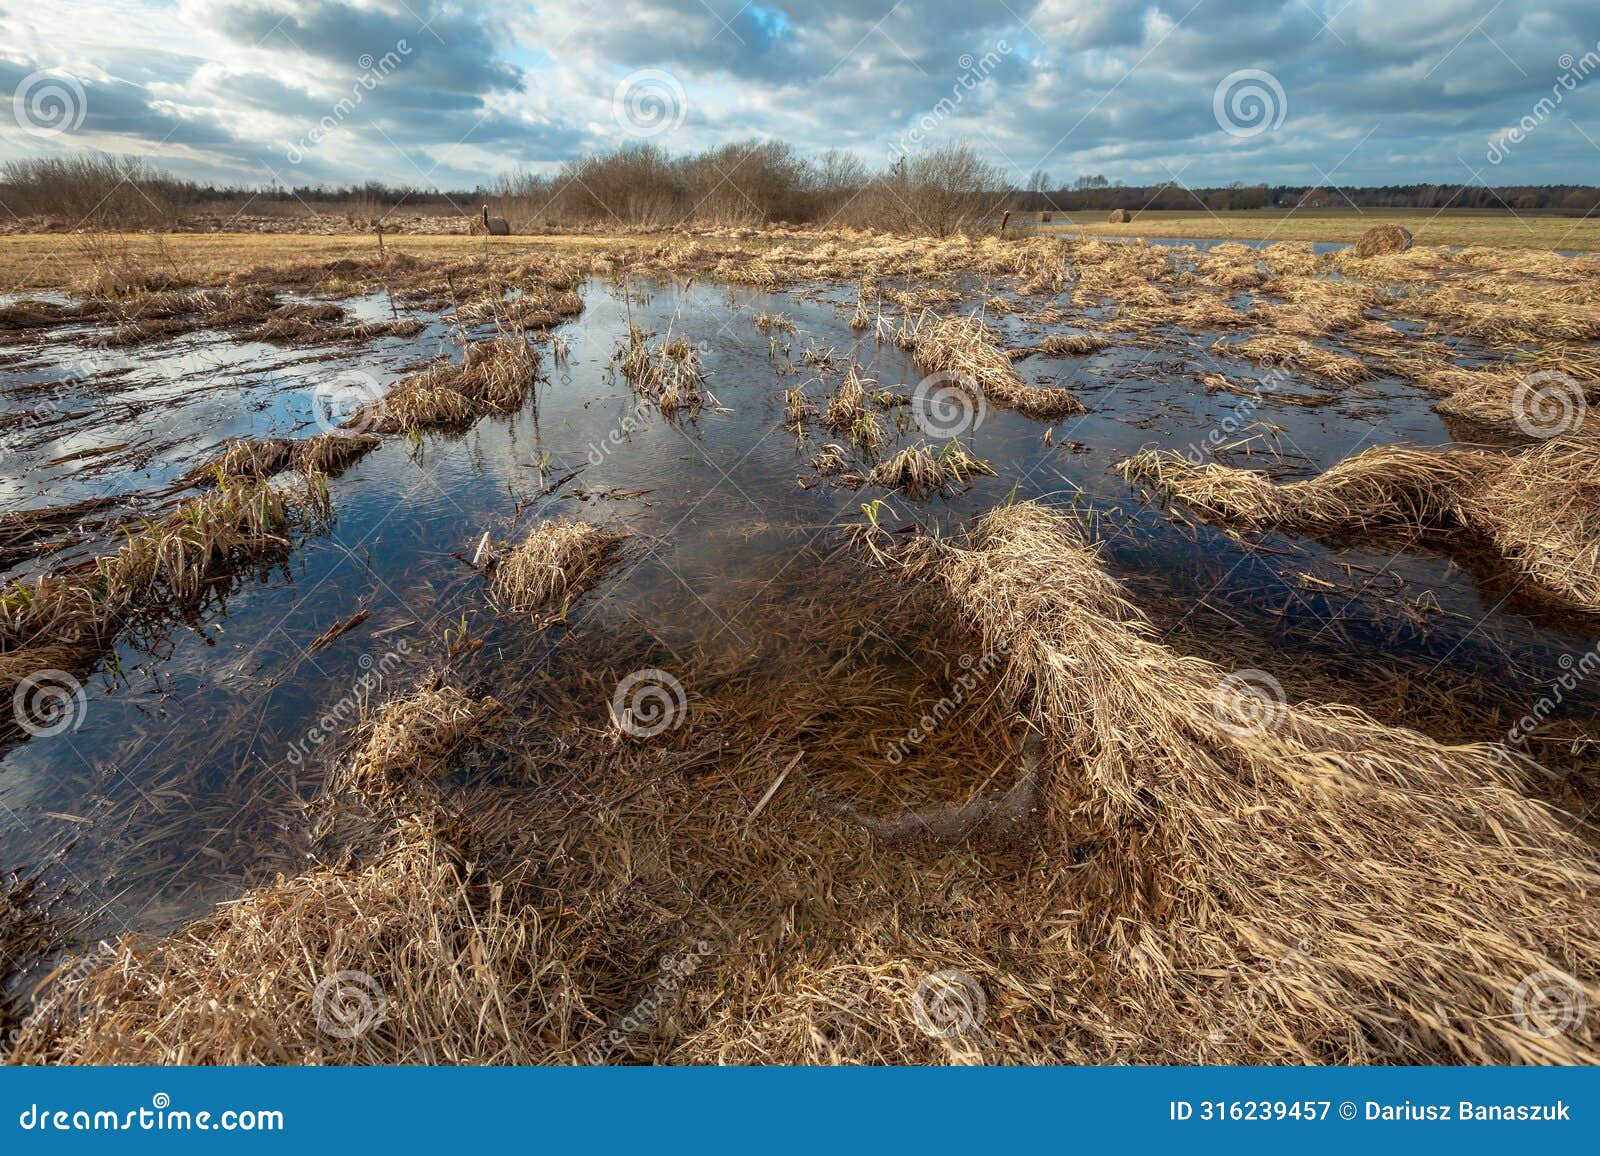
<box><xmin>1107</xmin><ymin>208</ymin><xmax>1132</xmax><ymax>224</ymax></box>
<box><xmin>1353</xmin><ymin>224</ymin><xmax>1412</xmax><ymax>258</ymax></box>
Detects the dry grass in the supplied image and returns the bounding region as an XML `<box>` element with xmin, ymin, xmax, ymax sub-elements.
<box><xmin>1</xmin><ymin>475</ymin><xmax>333</xmax><ymax>722</ymax></box>
<box><xmin>326</xmin><ymin>681</ymin><xmax>506</xmax><ymax>809</ymax></box>
<box><xmin>4</xmin><ymin>811</ymin><xmax>550</xmax><ymax>1064</ymax></box>
<box><xmin>294</xmin><ymin>433</ymin><xmax>384</xmax><ymax>476</ymax></box>
<box><xmin>1034</xmin><ymin>333</ymin><xmax>1111</xmax><ymax>356</ymax></box>
<box><xmin>892</xmin><ymin>501</ymin><xmax>1600</xmax><ymax>1064</ymax></box>
<box><xmin>182</xmin><ymin>434</ymin><xmax>380</xmax><ymax>486</ymax></box>
<box><xmin>868</xmin><ymin>444</ymin><xmax>944</xmax><ymax>499</ymax></box>
<box><xmin>810</xmin><ymin>443</ymin><xmax>847</xmax><ymax>475</ymax></box>
<box><xmin>784</xmin><ymin>384</ymin><xmax>816</xmax><ymax>432</ymax></box>
<box><xmin>619</xmin><ymin>325</ymin><xmax>707</xmax><ymax>416</ymax></box>
<box><xmin>869</xmin><ymin>441</ymin><xmax>997</xmax><ymax>498</ymax></box>
<box><xmin>104</xmin><ymin>475</ymin><xmax>332</xmax><ymax>604</ymax></box>
<box><xmin>1468</xmin><ymin>438</ymin><xmax>1600</xmax><ymax>613</ymax></box>
<box><xmin>353</xmin><ymin>335</ymin><xmax>542</xmax><ymax>432</ymax></box>
<box><xmin>486</xmin><ymin>519</ymin><xmax>629</xmax><ymax>617</ymax></box>
<box><xmin>370</xmin><ymin>385</ymin><xmax>475</xmax><ymax>432</ymax></box>
<box><xmin>1120</xmin><ymin>439</ymin><xmax>1600</xmax><ymax>614</ymax></box>
<box><xmin>182</xmin><ymin>438</ymin><xmax>297</xmax><ymax>484</ymax></box>
<box><xmin>1219</xmin><ymin>334</ymin><xmax>1374</xmax><ymax>385</ymax></box>
<box><xmin>454</xmin><ymin>285</ymin><xmax>584</xmax><ymax>331</ymax></box>
<box><xmin>444</xmin><ymin>335</ymin><xmax>544</xmax><ymax>413</ymax></box>
<box><xmin>823</xmin><ymin>364</ymin><xmax>871</xmax><ymax>432</ymax></box>
<box><xmin>907</xmin><ymin>311</ymin><xmax>1085</xmax><ymax>420</ymax></box>
<box><xmin>1117</xmin><ymin>445</ymin><xmax>1493</xmax><ymax>533</ymax></box>
<box><xmin>9</xmin><ymin>517</ymin><xmax>1599</xmax><ymax>1066</ymax></box>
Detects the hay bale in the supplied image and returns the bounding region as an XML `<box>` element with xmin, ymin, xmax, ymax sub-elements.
<box><xmin>1107</xmin><ymin>208</ymin><xmax>1132</xmax><ymax>224</ymax></box>
<box><xmin>1353</xmin><ymin>224</ymin><xmax>1413</xmax><ymax>258</ymax></box>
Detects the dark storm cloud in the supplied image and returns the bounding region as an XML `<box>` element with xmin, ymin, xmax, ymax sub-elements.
<box><xmin>4</xmin><ymin>0</ymin><xmax>1597</xmax><ymax>186</ymax></box>
<box><xmin>0</xmin><ymin>56</ymin><xmax>239</xmax><ymax>150</ymax></box>
<box><xmin>200</xmin><ymin>0</ymin><xmax>524</xmax><ymax>96</ymax></box>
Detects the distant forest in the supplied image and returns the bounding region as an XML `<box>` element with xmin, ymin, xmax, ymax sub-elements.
<box><xmin>5</xmin><ymin>150</ymin><xmax>1597</xmax><ymax>234</ymax></box>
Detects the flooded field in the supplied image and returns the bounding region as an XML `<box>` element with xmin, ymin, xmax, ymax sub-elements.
<box><xmin>3</xmin><ymin>231</ymin><xmax>1597</xmax><ymax>1064</ymax></box>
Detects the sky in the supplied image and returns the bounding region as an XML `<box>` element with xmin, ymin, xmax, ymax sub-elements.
<box><xmin>2</xmin><ymin>0</ymin><xmax>1598</xmax><ymax>190</ymax></box>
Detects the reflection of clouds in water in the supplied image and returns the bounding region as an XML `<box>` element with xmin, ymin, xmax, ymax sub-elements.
<box><xmin>1</xmin><ymin>300</ymin><xmax>430</xmax><ymax>505</ymax></box>
<box><xmin>2</xmin><ymin>271</ymin><xmax>1592</xmax><ymax>954</ymax></box>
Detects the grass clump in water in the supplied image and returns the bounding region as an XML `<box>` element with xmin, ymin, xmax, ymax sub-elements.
<box><xmin>485</xmin><ymin>519</ymin><xmax>629</xmax><ymax>618</ymax></box>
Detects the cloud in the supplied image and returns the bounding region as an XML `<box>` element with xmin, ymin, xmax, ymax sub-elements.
<box><xmin>1</xmin><ymin>0</ymin><xmax>1596</xmax><ymax>188</ymax></box>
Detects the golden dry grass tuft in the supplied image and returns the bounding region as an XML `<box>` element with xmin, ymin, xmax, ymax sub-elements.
<box><xmin>103</xmin><ymin>476</ymin><xmax>331</xmax><ymax>605</ymax></box>
<box><xmin>907</xmin><ymin>311</ymin><xmax>1085</xmax><ymax>420</ymax></box>
<box><xmin>618</xmin><ymin>325</ymin><xmax>707</xmax><ymax>416</ymax></box>
<box><xmin>1117</xmin><ymin>445</ymin><xmax>1494</xmax><ymax>532</ymax></box>
<box><xmin>5</xmin><ymin>812</ymin><xmax>548</xmax><ymax>1065</ymax></box>
<box><xmin>355</xmin><ymin>336</ymin><xmax>543</xmax><ymax>432</ymax></box>
<box><xmin>1120</xmin><ymin>439</ymin><xmax>1600</xmax><ymax>614</ymax></box>
<box><xmin>1</xmin><ymin>475</ymin><xmax>333</xmax><ymax>716</ymax></box>
<box><xmin>1467</xmin><ymin>437</ymin><xmax>1600</xmax><ymax>613</ymax></box>
<box><xmin>326</xmin><ymin>681</ymin><xmax>506</xmax><ymax>809</ymax></box>
<box><xmin>184</xmin><ymin>434</ymin><xmax>381</xmax><ymax>486</ymax></box>
<box><xmin>896</xmin><ymin>501</ymin><xmax>1600</xmax><ymax>1064</ymax></box>
<box><xmin>823</xmin><ymin>364</ymin><xmax>872</xmax><ymax>432</ymax></box>
<box><xmin>486</xmin><ymin>519</ymin><xmax>629</xmax><ymax>618</ymax></box>
<box><xmin>867</xmin><ymin>443</ymin><xmax>944</xmax><ymax>499</ymax></box>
